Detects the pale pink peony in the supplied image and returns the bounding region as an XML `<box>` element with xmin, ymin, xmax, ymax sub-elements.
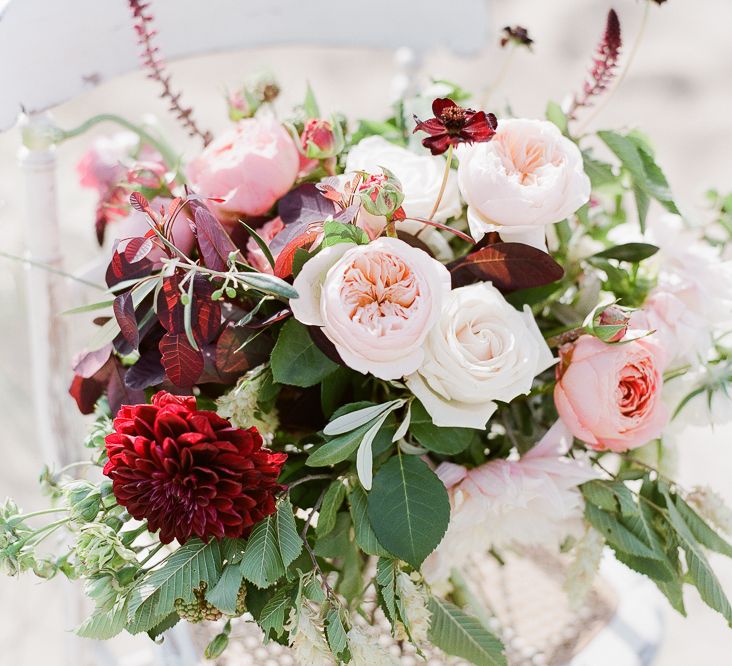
<box><xmin>422</xmin><ymin>421</ymin><xmax>595</xmax><ymax>586</ymax></box>
<box><xmin>457</xmin><ymin>118</ymin><xmax>590</xmax><ymax>250</ymax></box>
<box><xmin>290</xmin><ymin>237</ymin><xmax>451</xmax><ymax>379</ymax></box>
<box><xmin>246</xmin><ymin>217</ymin><xmax>284</xmax><ymax>274</ymax></box>
<box><xmin>186</xmin><ymin>117</ymin><xmax>299</xmax><ymax>220</ymax></box>
<box><xmin>554</xmin><ymin>334</ymin><xmax>668</xmax><ymax>452</ymax></box>
<box><xmin>76</xmin><ymin>132</ymin><xmax>139</xmax><ymax>194</ymax></box>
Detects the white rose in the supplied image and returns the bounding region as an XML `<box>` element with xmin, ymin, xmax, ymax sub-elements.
<box><xmin>346</xmin><ymin>135</ymin><xmax>461</xmax><ymax>223</ymax></box>
<box><xmin>457</xmin><ymin>118</ymin><xmax>590</xmax><ymax>250</ymax></box>
<box><xmin>290</xmin><ymin>237</ymin><xmax>451</xmax><ymax>380</ymax></box>
<box><xmin>405</xmin><ymin>282</ymin><xmax>555</xmax><ymax>428</ymax></box>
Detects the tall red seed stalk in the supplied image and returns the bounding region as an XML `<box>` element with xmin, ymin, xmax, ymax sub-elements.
<box><xmin>128</xmin><ymin>1</ymin><xmax>213</xmax><ymax>146</ymax></box>
<box><xmin>568</xmin><ymin>9</ymin><xmax>622</xmax><ymax>119</ymax></box>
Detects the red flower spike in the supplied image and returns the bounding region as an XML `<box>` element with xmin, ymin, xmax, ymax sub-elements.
<box><xmin>413</xmin><ymin>98</ymin><xmax>497</xmax><ymax>155</ymax></box>
<box><xmin>103</xmin><ymin>391</ymin><xmax>287</xmax><ymax>544</ymax></box>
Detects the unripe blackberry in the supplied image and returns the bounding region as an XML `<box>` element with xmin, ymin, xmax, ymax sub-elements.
<box><xmin>229</xmin><ymin>583</ymin><xmax>247</xmax><ymax>617</ymax></box>
<box><xmin>174</xmin><ymin>583</ymin><xmax>223</xmax><ymax>623</ymax></box>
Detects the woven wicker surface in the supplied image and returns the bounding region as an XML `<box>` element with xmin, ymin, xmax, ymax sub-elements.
<box><xmin>202</xmin><ymin>550</ymin><xmax>616</xmax><ymax>666</ymax></box>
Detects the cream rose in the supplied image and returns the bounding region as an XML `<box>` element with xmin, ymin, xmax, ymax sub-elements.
<box><xmin>457</xmin><ymin>118</ymin><xmax>590</xmax><ymax>250</ymax></box>
<box><xmin>346</xmin><ymin>135</ymin><xmax>461</xmax><ymax>223</ymax></box>
<box><xmin>405</xmin><ymin>282</ymin><xmax>555</xmax><ymax>429</ymax></box>
<box><xmin>290</xmin><ymin>237</ymin><xmax>451</xmax><ymax>380</ymax></box>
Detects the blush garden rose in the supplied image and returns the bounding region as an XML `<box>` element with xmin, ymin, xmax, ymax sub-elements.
<box><xmin>290</xmin><ymin>237</ymin><xmax>451</xmax><ymax>380</ymax></box>
<box><xmin>554</xmin><ymin>334</ymin><xmax>669</xmax><ymax>452</ymax></box>
<box><xmin>457</xmin><ymin>118</ymin><xmax>590</xmax><ymax>250</ymax></box>
<box><xmin>406</xmin><ymin>282</ymin><xmax>555</xmax><ymax>429</ymax></box>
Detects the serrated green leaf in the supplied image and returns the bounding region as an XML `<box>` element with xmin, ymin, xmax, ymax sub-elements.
<box><xmin>349</xmin><ymin>487</ymin><xmax>391</xmax><ymax>557</ymax></box>
<box><xmin>276</xmin><ymin>499</ymin><xmax>303</xmax><ymax>568</ymax></box>
<box><xmin>368</xmin><ymin>455</ymin><xmax>450</xmax><ymax>568</ymax></box>
<box><xmin>662</xmin><ymin>490</ymin><xmax>732</xmax><ymax>624</ymax></box>
<box><xmin>321</xmin><ymin>221</ymin><xmax>369</xmax><ymax>248</ymax></box>
<box><xmin>316</xmin><ymin>481</ymin><xmax>347</xmax><ymax>538</ymax></box>
<box><xmin>408</xmin><ymin>401</ymin><xmax>476</xmax><ymax>454</ymax></box>
<box><xmin>582</xmin><ymin>151</ymin><xmax>616</xmax><ymax>188</ymax></box>
<box><xmin>240</xmin><ymin>515</ymin><xmax>285</xmax><ymax>589</ymax></box>
<box><xmin>127</xmin><ymin>539</ymin><xmax>224</xmax><ymax>633</ymax></box>
<box><xmin>206</xmin><ymin>562</ymin><xmax>245</xmax><ymax>614</ymax></box>
<box><xmin>76</xmin><ymin>597</ymin><xmax>128</xmax><ymax>640</ymax></box>
<box><xmin>146</xmin><ymin>612</ymin><xmax>180</xmax><ymax>641</ymax></box>
<box><xmin>584</xmin><ymin>503</ymin><xmax>660</xmax><ymax>560</ymax></box>
<box><xmin>376</xmin><ymin>558</ymin><xmax>399</xmax><ymax>627</ymax></box>
<box><xmin>259</xmin><ymin>585</ymin><xmax>296</xmax><ymax>640</ymax></box>
<box><xmin>325</xmin><ymin>606</ymin><xmax>349</xmax><ymax>660</ymax></box>
<box><xmin>428</xmin><ymin>597</ymin><xmax>507</xmax><ymax>666</ymax></box>
<box><xmin>582</xmin><ymin>480</ymin><xmax>639</xmax><ymax>516</ymax></box>
<box><xmin>673</xmin><ymin>495</ymin><xmax>732</xmax><ymax>558</ymax></box>
<box><xmin>271</xmin><ymin>320</ymin><xmax>338</xmax><ymax>388</ymax></box>
<box><xmin>313</xmin><ymin>512</ymin><xmax>351</xmax><ymax>558</ymax></box>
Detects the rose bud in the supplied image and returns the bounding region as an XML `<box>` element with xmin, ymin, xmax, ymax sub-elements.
<box><xmin>585</xmin><ymin>304</ymin><xmax>632</xmax><ymax>343</ymax></box>
<box><xmin>226</xmin><ymin>89</ymin><xmax>254</xmax><ymax>121</ymax></box>
<box><xmin>359</xmin><ymin>168</ymin><xmax>405</xmax><ymax>218</ymax></box>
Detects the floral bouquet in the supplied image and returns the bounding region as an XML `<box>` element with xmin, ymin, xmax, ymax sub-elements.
<box><xmin>4</xmin><ymin>3</ymin><xmax>732</xmax><ymax>664</ymax></box>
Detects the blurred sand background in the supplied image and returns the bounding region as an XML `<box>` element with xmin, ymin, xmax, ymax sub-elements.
<box><xmin>0</xmin><ymin>0</ymin><xmax>731</xmax><ymax>663</ymax></box>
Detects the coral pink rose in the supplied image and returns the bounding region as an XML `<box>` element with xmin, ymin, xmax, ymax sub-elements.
<box><xmin>290</xmin><ymin>237</ymin><xmax>450</xmax><ymax>379</ymax></box>
<box><xmin>246</xmin><ymin>217</ymin><xmax>284</xmax><ymax>274</ymax></box>
<box><xmin>554</xmin><ymin>335</ymin><xmax>668</xmax><ymax>452</ymax></box>
<box><xmin>186</xmin><ymin>117</ymin><xmax>299</xmax><ymax>220</ymax></box>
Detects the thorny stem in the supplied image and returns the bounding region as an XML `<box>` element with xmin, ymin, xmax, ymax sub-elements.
<box><xmin>428</xmin><ymin>144</ymin><xmax>453</xmax><ymax>221</ymax></box>
<box><xmin>577</xmin><ymin>1</ymin><xmax>651</xmax><ymax>133</ymax></box>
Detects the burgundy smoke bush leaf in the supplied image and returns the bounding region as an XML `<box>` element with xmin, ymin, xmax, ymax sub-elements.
<box><xmin>191</xmin><ymin>274</ymin><xmax>221</xmax><ymax>344</ymax></box>
<box><xmin>125</xmin><ymin>236</ymin><xmax>154</xmax><ymax>264</ymax></box>
<box><xmin>246</xmin><ymin>309</ymin><xmax>291</xmax><ymax>330</ymax></box>
<box><xmin>278</xmin><ymin>183</ymin><xmax>337</xmax><ymax>227</ymax></box>
<box><xmin>69</xmin><ymin>356</ymin><xmax>115</xmax><ymax>414</ymax></box>
<box><xmin>129</xmin><ymin>191</ymin><xmax>151</xmax><ymax>214</ymax></box>
<box><xmin>159</xmin><ymin>332</ymin><xmax>204</xmax><ymax>387</ymax></box>
<box><xmin>215</xmin><ymin>325</ymin><xmax>272</xmax><ymax>375</ymax></box>
<box><xmin>450</xmin><ymin>242</ymin><xmax>564</xmax><ymax>292</ymax></box>
<box><xmin>334</xmin><ymin>202</ymin><xmax>361</xmax><ymax>224</ymax></box>
<box><xmin>71</xmin><ymin>345</ymin><xmax>113</xmax><ymax>379</ymax></box>
<box><xmin>106</xmin><ymin>246</ymin><xmax>154</xmax><ymax>288</ymax></box>
<box><xmin>273</xmin><ymin>229</ymin><xmax>321</xmax><ymax>278</ymax></box>
<box><xmin>157</xmin><ymin>273</ymin><xmax>185</xmax><ymax>333</ymax></box>
<box><xmin>107</xmin><ymin>360</ymin><xmax>145</xmax><ymax>414</ymax></box>
<box><xmin>192</xmin><ymin>204</ymin><xmax>238</xmax><ymax>271</ymax></box>
<box><xmin>113</xmin><ymin>292</ymin><xmax>139</xmax><ymax>349</ymax></box>
<box><xmin>124</xmin><ymin>348</ymin><xmax>165</xmax><ymax>390</ymax></box>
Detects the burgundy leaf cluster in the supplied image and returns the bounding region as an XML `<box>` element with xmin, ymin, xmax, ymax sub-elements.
<box><xmin>569</xmin><ymin>9</ymin><xmax>622</xmax><ymax>118</ymax></box>
<box><xmin>103</xmin><ymin>392</ymin><xmax>287</xmax><ymax>544</ymax></box>
<box><xmin>128</xmin><ymin>1</ymin><xmax>213</xmax><ymax>145</ymax></box>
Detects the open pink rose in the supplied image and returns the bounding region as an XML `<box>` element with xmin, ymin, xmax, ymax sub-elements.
<box><xmin>290</xmin><ymin>237</ymin><xmax>450</xmax><ymax>379</ymax></box>
<box><xmin>554</xmin><ymin>335</ymin><xmax>668</xmax><ymax>452</ymax></box>
<box><xmin>186</xmin><ymin>117</ymin><xmax>299</xmax><ymax>220</ymax></box>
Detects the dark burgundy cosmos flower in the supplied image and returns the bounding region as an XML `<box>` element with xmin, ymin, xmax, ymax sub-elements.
<box><xmin>500</xmin><ymin>25</ymin><xmax>534</xmax><ymax>50</ymax></box>
<box><xmin>103</xmin><ymin>391</ymin><xmax>286</xmax><ymax>544</ymax></box>
<box><xmin>413</xmin><ymin>98</ymin><xmax>498</xmax><ymax>155</ymax></box>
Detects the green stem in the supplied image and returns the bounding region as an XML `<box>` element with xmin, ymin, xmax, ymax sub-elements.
<box><xmin>54</xmin><ymin>460</ymin><xmax>97</xmax><ymax>477</ymax></box>
<box><xmin>59</xmin><ymin>114</ymin><xmax>182</xmax><ymax>182</ymax></box>
<box><xmin>428</xmin><ymin>144</ymin><xmax>453</xmax><ymax>221</ymax></box>
<box><xmin>0</xmin><ymin>250</ymin><xmax>106</xmax><ymax>291</ymax></box>
<box><xmin>480</xmin><ymin>44</ymin><xmax>516</xmax><ymax>107</ymax></box>
<box><xmin>17</xmin><ymin>508</ymin><xmax>68</xmax><ymax>521</ymax></box>
<box><xmin>138</xmin><ymin>542</ymin><xmax>165</xmax><ymax>567</ymax></box>
<box><xmin>385</xmin><ymin>217</ymin><xmax>398</xmax><ymax>239</ymax></box>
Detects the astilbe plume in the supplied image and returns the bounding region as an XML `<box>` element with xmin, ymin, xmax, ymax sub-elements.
<box><xmin>568</xmin><ymin>9</ymin><xmax>622</xmax><ymax>118</ymax></box>
<box><xmin>103</xmin><ymin>392</ymin><xmax>287</xmax><ymax>544</ymax></box>
<box><xmin>127</xmin><ymin>1</ymin><xmax>213</xmax><ymax>145</ymax></box>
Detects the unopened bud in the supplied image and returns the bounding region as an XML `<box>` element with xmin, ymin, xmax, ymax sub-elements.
<box><xmin>204</xmin><ymin>632</ymin><xmax>230</xmax><ymax>660</ymax></box>
<box><xmin>586</xmin><ymin>304</ymin><xmax>631</xmax><ymax>343</ymax></box>
<box><xmin>359</xmin><ymin>168</ymin><xmax>405</xmax><ymax>218</ymax></box>
<box><xmin>301</xmin><ymin>119</ymin><xmax>337</xmax><ymax>158</ymax></box>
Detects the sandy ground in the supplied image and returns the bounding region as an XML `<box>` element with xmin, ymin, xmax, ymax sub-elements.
<box><xmin>0</xmin><ymin>0</ymin><xmax>731</xmax><ymax>664</ymax></box>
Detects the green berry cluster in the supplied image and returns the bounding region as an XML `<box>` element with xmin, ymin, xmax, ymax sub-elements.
<box><xmin>174</xmin><ymin>581</ymin><xmax>247</xmax><ymax>624</ymax></box>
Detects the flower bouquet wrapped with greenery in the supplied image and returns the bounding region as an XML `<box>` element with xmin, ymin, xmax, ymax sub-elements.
<box><xmin>4</xmin><ymin>3</ymin><xmax>732</xmax><ymax>664</ymax></box>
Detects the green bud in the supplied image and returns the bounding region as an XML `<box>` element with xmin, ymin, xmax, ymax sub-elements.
<box><xmin>65</xmin><ymin>481</ymin><xmax>102</xmax><ymax>523</ymax></box>
<box><xmin>225</xmin><ymin>287</ymin><xmax>237</xmax><ymax>299</ymax></box>
<box><xmin>204</xmin><ymin>632</ymin><xmax>229</xmax><ymax>659</ymax></box>
<box><xmin>211</xmin><ymin>289</ymin><xmax>224</xmax><ymax>301</ymax></box>
<box><xmin>180</xmin><ymin>293</ymin><xmax>191</xmax><ymax>305</ymax></box>
<box><xmin>359</xmin><ymin>167</ymin><xmax>405</xmax><ymax>218</ymax></box>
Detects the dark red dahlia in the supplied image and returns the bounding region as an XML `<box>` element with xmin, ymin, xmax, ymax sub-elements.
<box><xmin>103</xmin><ymin>391</ymin><xmax>287</xmax><ymax>544</ymax></box>
<box><xmin>413</xmin><ymin>98</ymin><xmax>497</xmax><ymax>155</ymax></box>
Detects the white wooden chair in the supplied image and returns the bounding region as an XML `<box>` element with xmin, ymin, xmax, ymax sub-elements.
<box><xmin>0</xmin><ymin>1</ymin><xmax>491</xmax><ymax>664</ymax></box>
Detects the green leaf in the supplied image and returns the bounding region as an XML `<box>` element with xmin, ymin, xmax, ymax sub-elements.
<box><xmin>582</xmin><ymin>480</ymin><xmax>639</xmax><ymax>516</ymax></box>
<box><xmin>409</xmin><ymin>400</ymin><xmax>476</xmax><ymax>454</ymax></box>
<box><xmin>376</xmin><ymin>558</ymin><xmax>399</xmax><ymax>627</ymax></box>
<box><xmin>673</xmin><ymin>495</ymin><xmax>732</xmax><ymax>558</ymax></box>
<box><xmin>321</xmin><ymin>221</ymin><xmax>369</xmax><ymax>248</ymax></box>
<box><xmin>76</xmin><ymin>597</ymin><xmax>128</xmax><ymax>640</ymax></box>
<box><xmin>62</xmin><ymin>299</ymin><xmax>115</xmax><ymax>316</ymax></box>
<box><xmin>239</xmin><ymin>220</ymin><xmax>275</xmax><ymax>270</ymax></box>
<box><xmin>320</xmin><ymin>367</ymin><xmax>353</xmax><ymax>418</ymax></box>
<box><xmin>206</xmin><ymin>562</ymin><xmax>245</xmax><ymax>614</ymax></box>
<box><xmin>584</xmin><ymin>503</ymin><xmax>660</xmax><ymax>560</ymax></box>
<box><xmin>428</xmin><ymin>596</ymin><xmax>507</xmax><ymax>666</ymax></box>
<box><xmin>349</xmin><ymin>486</ymin><xmax>392</xmax><ymax>557</ymax></box>
<box><xmin>303</xmin><ymin>82</ymin><xmax>321</xmax><ymax>119</ymax></box>
<box><xmin>325</xmin><ymin>606</ymin><xmax>349</xmax><ymax>661</ymax></box>
<box><xmin>592</xmin><ymin>243</ymin><xmax>659</xmax><ymax>263</ymax></box>
<box><xmin>240</xmin><ymin>515</ymin><xmax>285</xmax><ymax>589</ymax></box>
<box><xmin>271</xmin><ymin>319</ymin><xmax>338</xmax><ymax>388</ymax></box>
<box><xmin>633</xmin><ymin>183</ymin><xmax>651</xmax><ymax>232</ymax></box>
<box><xmin>127</xmin><ymin>539</ymin><xmax>224</xmax><ymax>633</ymax></box>
<box><xmin>276</xmin><ymin>499</ymin><xmax>303</xmax><ymax>568</ymax></box>
<box><xmin>662</xmin><ymin>490</ymin><xmax>732</xmax><ymax>624</ymax></box>
<box><xmin>368</xmin><ymin>455</ymin><xmax>450</xmax><ymax>568</ymax></box>
<box><xmin>146</xmin><ymin>612</ymin><xmax>180</xmax><ymax>641</ymax></box>
<box><xmin>316</xmin><ymin>481</ymin><xmax>347</xmax><ymax>537</ymax></box>
<box><xmin>324</xmin><ymin>400</ymin><xmax>401</xmax><ymax>436</ymax></box>
<box><xmin>236</xmin><ymin>272</ymin><xmax>299</xmax><ymax>300</ymax></box>
<box><xmin>313</xmin><ymin>512</ymin><xmax>352</xmax><ymax>559</ymax></box>
<box><xmin>582</xmin><ymin>152</ymin><xmax>616</xmax><ymax>188</ymax></box>
<box><xmin>259</xmin><ymin>585</ymin><xmax>296</xmax><ymax>640</ymax></box>
<box><xmin>545</xmin><ymin>101</ymin><xmax>568</xmax><ymax>135</ymax></box>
